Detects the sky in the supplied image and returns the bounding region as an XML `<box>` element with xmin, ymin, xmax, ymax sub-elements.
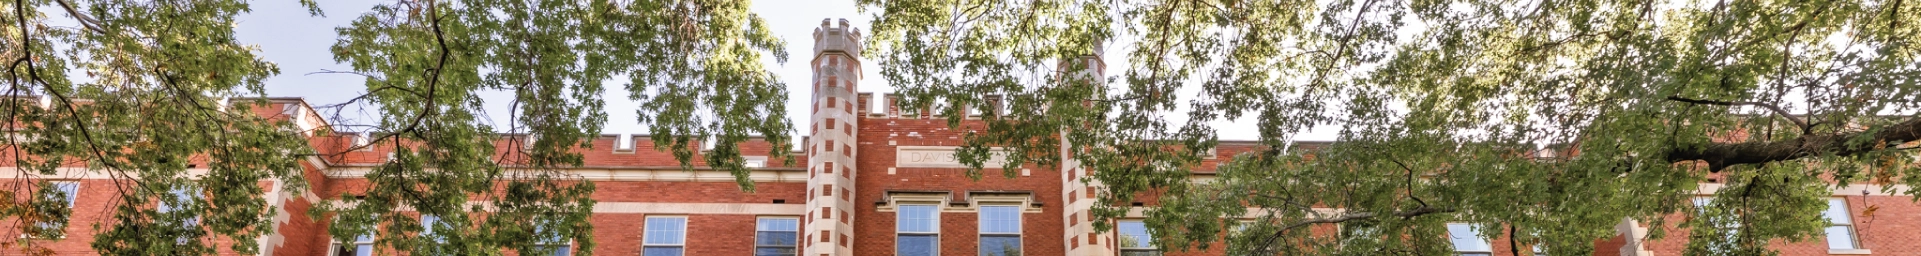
<box><xmin>233</xmin><ymin>0</ymin><xmax>1303</xmax><ymax>143</ymax></box>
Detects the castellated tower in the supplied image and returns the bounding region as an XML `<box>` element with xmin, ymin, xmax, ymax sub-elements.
<box><xmin>805</xmin><ymin>18</ymin><xmax>861</xmax><ymax>256</ymax></box>
<box><xmin>1060</xmin><ymin>44</ymin><xmax>1111</xmax><ymax>256</ymax></box>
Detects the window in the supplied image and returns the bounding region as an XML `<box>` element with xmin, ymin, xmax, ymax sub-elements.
<box><xmin>643</xmin><ymin>216</ymin><xmax>687</xmax><ymax>256</ymax></box>
<box><xmin>1118</xmin><ymin>220</ymin><xmax>1159</xmax><ymax>256</ymax></box>
<box><xmin>521</xmin><ymin>220</ymin><xmax>573</xmax><ymax>256</ymax></box>
<box><xmin>51</xmin><ymin>182</ymin><xmax>79</xmax><ymax>207</ymax></box>
<box><xmin>34</xmin><ymin>182</ymin><xmax>80</xmax><ymax>236</ymax></box>
<box><xmin>158</xmin><ymin>186</ymin><xmax>193</xmax><ymax>212</ymax></box>
<box><xmin>1230</xmin><ymin>220</ymin><xmax>1258</xmax><ymax>249</ymax></box>
<box><xmin>423</xmin><ymin>215</ymin><xmax>453</xmax><ymax>244</ymax></box>
<box><xmin>422</xmin><ymin>215</ymin><xmax>440</xmax><ymax>241</ymax></box>
<box><xmin>25</xmin><ymin>182</ymin><xmax>81</xmax><ymax>238</ymax></box>
<box><xmin>897</xmin><ymin>204</ymin><xmax>940</xmax><ymax>256</ymax></box>
<box><xmin>330</xmin><ymin>233</ymin><xmax>374</xmax><ymax>256</ymax></box>
<box><xmin>160</xmin><ymin>185</ymin><xmax>200</xmax><ymax>244</ymax></box>
<box><xmin>979</xmin><ymin>205</ymin><xmax>1022</xmax><ymax>256</ymax></box>
<box><xmin>614</xmin><ymin>134</ymin><xmax>636</xmax><ymax>152</ymax></box>
<box><xmin>1446</xmin><ymin>223</ymin><xmax>1492</xmax><ymax>256</ymax></box>
<box><xmin>534</xmin><ymin>232</ymin><xmax>571</xmax><ymax>255</ymax></box>
<box><xmin>1340</xmin><ymin>222</ymin><xmax>1382</xmax><ymax>239</ymax></box>
<box><xmin>415</xmin><ymin>215</ymin><xmax>447</xmax><ymax>254</ymax></box>
<box><xmin>1529</xmin><ymin>231</ymin><xmax>1548</xmax><ymax>256</ymax></box>
<box><xmin>745</xmin><ymin>157</ymin><xmax>768</xmax><ymax>168</ymax></box>
<box><xmin>1823</xmin><ymin>198</ymin><xmax>1859</xmax><ymax>250</ymax></box>
<box><xmin>756</xmin><ymin>217</ymin><xmax>799</xmax><ymax>256</ymax></box>
<box><xmin>1693</xmin><ymin>196</ymin><xmax>1739</xmax><ymax>246</ymax></box>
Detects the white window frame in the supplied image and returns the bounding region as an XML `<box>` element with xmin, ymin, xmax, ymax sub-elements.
<box><xmin>530</xmin><ymin>219</ymin><xmax>575</xmax><ymax>256</ymax></box>
<box><xmin>896</xmin><ymin>204</ymin><xmax>941</xmax><ymax>256</ymax></box>
<box><xmin>744</xmin><ymin>156</ymin><xmax>769</xmax><ymax>168</ymax></box>
<box><xmin>642</xmin><ymin>216</ymin><xmax>687</xmax><ymax>256</ymax></box>
<box><xmin>755</xmin><ymin>217</ymin><xmax>800</xmax><ymax>256</ymax></box>
<box><xmin>1823</xmin><ymin>198</ymin><xmax>1860</xmax><ymax>250</ymax></box>
<box><xmin>328</xmin><ymin>233</ymin><xmax>375</xmax><ymax>256</ymax></box>
<box><xmin>533</xmin><ymin>240</ymin><xmax>573</xmax><ymax>256</ymax></box>
<box><xmin>1446</xmin><ymin>223</ymin><xmax>1493</xmax><ymax>256</ymax></box>
<box><xmin>978</xmin><ymin>204</ymin><xmax>1022</xmax><ymax>256</ymax></box>
<box><xmin>1118</xmin><ymin>220</ymin><xmax>1159</xmax><ymax>255</ymax></box>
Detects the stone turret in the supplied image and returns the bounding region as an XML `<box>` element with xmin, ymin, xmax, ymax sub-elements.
<box><xmin>1061</xmin><ymin>41</ymin><xmax>1110</xmax><ymax>256</ymax></box>
<box><xmin>804</xmin><ymin>18</ymin><xmax>862</xmax><ymax>256</ymax></box>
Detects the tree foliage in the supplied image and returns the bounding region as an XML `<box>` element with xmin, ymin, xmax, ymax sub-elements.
<box><xmin>3</xmin><ymin>0</ymin><xmax>311</xmax><ymax>254</ymax></box>
<box><xmin>860</xmin><ymin>0</ymin><xmax>1921</xmax><ymax>255</ymax></box>
<box><xmin>3</xmin><ymin>0</ymin><xmax>790</xmax><ymax>255</ymax></box>
<box><xmin>302</xmin><ymin>0</ymin><xmax>793</xmax><ymax>254</ymax></box>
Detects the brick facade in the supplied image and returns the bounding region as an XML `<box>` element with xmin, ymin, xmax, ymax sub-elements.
<box><xmin>6</xmin><ymin>18</ymin><xmax>1921</xmax><ymax>256</ymax></box>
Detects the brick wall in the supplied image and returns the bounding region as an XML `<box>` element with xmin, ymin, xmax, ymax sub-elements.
<box><xmin>852</xmin><ymin>118</ymin><xmax>1069</xmax><ymax>256</ymax></box>
<box><xmin>1640</xmin><ymin>194</ymin><xmax>1921</xmax><ymax>255</ymax></box>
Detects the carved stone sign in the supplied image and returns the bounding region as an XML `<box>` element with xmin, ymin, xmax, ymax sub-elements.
<box><xmin>896</xmin><ymin>146</ymin><xmax>1011</xmax><ymax>168</ymax></box>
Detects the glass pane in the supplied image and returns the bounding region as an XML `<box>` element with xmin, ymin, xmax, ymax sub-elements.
<box><xmin>642</xmin><ymin>246</ymin><xmax>684</xmax><ymax>256</ymax></box>
<box><xmin>755</xmin><ymin>247</ymin><xmax>798</xmax><ymax>256</ymax></box>
<box><xmin>1446</xmin><ymin>223</ymin><xmax>1492</xmax><ymax>252</ymax></box>
<box><xmin>898</xmin><ymin>234</ymin><xmax>938</xmax><ymax>256</ymax></box>
<box><xmin>1825</xmin><ymin>226</ymin><xmax>1856</xmax><ymax>249</ymax></box>
<box><xmin>160</xmin><ymin>186</ymin><xmax>196</xmax><ymax>213</ymax></box>
<box><xmin>757</xmin><ymin>231</ymin><xmax>798</xmax><ymax>246</ymax></box>
<box><xmin>1824</xmin><ymin>198</ymin><xmax>1852</xmax><ymax>223</ymax></box>
<box><xmin>354</xmin><ymin>244</ymin><xmax>374</xmax><ymax>256</ymax></box>
<box><xmin>758</xmin><ymin>218</ymin><xmax>799</xmax><ymax>232</ymax></box>
<box><xmin>1118</xmin><ymin>221</ymin><xmax>1152</xmax><ymax>248</ymax></box>
<box><xmin>332</xmin><ymin>244</ymin><xmax>356</xmax><ymax>256</ymax></box>
<box><xmin>355</xmin><ymin>234</ymin><xmax>374</xmax><ymax>243</ymax></box>
<box><xmin>553</xmin><ymin>246</ymin><xmax>572</xmax><ymax>256</ymax></box>
<box><xmin>55</xmin><ymin>182</ymin><xmax>79</xmax><ymax>207</ymax></box>
<box><xmin>980</xmin><ymin>206</ymin><xmax>1021</xmax><ymax>234</ymax></box>
<box><xmin>980</xmin><ymin>235</ymin><xmax>1022</xmax><ymax>256</ymax></box>
<box><xmin>645</xmin><ymin>217</ymin><xmax>687</xmax><ymax>245</ymax></box>
<box><xmin>898</xmin><ymin>205</ymin><xmax>939</xmax><ymax>233</ymax></box>
<box><xmin>421</xmin><ymin>215</ymin><xmax>439</xmax><ymax>237</ymax></box>
<box><xmin>1120</xmin><ymin>250</ymin><xmax>1163</xmax><ymax>256</ymax></box>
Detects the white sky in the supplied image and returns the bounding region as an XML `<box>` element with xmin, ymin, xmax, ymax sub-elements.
<box><xmin>237</xmin><ymin>0</ymin><xmax>1306</xmax><ymax>142</ymax></box>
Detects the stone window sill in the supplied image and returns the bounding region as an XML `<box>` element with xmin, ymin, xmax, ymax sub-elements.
<box><xmin>1830</xmin><ymin>249</ymin><xmax>1872</xmax><ymax>255</ymax></box>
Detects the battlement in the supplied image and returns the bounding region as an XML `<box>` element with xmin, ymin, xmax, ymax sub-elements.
<box><xmin>813</xmin><ymin>18</ymin><xmax>862</xmax><ymax>57</ymax></box>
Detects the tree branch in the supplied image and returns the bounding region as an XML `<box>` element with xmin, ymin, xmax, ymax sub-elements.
<box><xmin>1510</xmin><ymin>224</ymin><xmax>1522</xmax><ymax>256</ymax></box>
<box><xmin>1666</xmin><ymin>96</ymin><xmax>1812</xmax><ymax>135</ymax></box>
<box><xmin>53</xmin><ymin>0</ymin><xmax>107</xmax><ymax>34</ymax></box>
<box><xmin>1667</xmin><ymin>117</ymin><xmax>1921</xmax><ymax>171</ymax></box>
<box><xmin>1389</xmin><ymin>159</ymin><xmax>1429</xmax><ymax>208</ymax></box>
<box><xmin>1276</xmin><ymin>206</ymin><xmax>1454</xmax><ymax>232</ymax></box>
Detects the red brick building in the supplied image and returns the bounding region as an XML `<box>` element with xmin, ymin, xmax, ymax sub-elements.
<box><xmin>5</xmin><ymin>18</ymin><xmax>1920</xmax><ymax>256</ymax></box>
